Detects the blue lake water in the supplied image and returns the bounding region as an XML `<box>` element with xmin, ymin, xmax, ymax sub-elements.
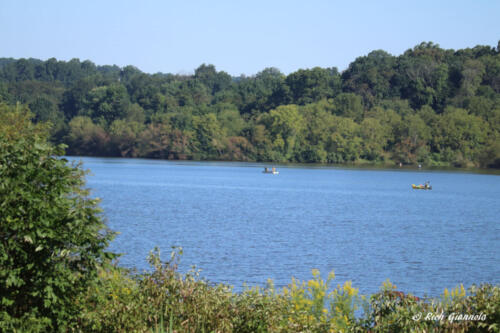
<box><xmin>69</xmin><ymin>157</ymin><xmax>500</xmax><ymax>297</ymax></box>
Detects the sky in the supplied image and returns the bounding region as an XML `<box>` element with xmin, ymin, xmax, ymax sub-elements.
<box><xmin>1</xmin><ymin>0</ymin><xmax>499</xmax><ymax>76</ymax></box>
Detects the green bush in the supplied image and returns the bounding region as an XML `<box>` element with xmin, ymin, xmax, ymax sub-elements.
<box><xmin>77</xmin><ymin>247</ymin><xmax>289</xmax><ymax>332</ymax></box>
<box><xmin>0</xmin><ymin>104</ymin><xmax>115</xmax><ymax>332</ymax></box>
<box><xmin>76</xmin><ymin>248</ymin><xmax>500</xmax><ymax>333</ymax></box>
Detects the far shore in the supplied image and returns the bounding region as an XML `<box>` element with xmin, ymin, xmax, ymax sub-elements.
<box><xmin>64</xmin><ymin>154</ymin><xmax>500</xmax><ymax>175</ymax></box>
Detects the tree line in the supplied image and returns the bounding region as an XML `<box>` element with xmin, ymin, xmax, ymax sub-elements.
<box><xmin>1</xmin><ymin>41</ymin><xmax>499</xmax><ymax>168</ymax></box>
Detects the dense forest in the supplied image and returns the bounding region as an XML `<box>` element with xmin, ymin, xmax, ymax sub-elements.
<box><xmin>1</xmin><ymin>41</ymin><xmax>500</xmax><ymax>168</ymax></box>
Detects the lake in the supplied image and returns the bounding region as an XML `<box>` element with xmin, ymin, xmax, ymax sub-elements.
<box><xmin>69</xmin><ymin>157</ymin><xmax>500</xmax><ymax>297</ymax></box>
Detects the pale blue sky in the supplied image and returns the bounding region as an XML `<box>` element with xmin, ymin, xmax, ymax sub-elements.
<box><xmin>1</xmin><ymin>0</ymin><xmax>499</xmax><ymax>76</ymax></box>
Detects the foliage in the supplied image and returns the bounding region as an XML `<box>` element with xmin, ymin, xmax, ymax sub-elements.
<box><xmin>74</xmin><ymin>248</ymin><xmax>500</xmax><ymax>332</ymax></box>
<box><xmin>1</xmin><ymin>41</ymin><xmax>500</xmax><ymax>167</ymax></box>
<box><xmin>2</xmin><ymin>102</ymin><xmax>499</xmax><ymax>332</ymax></box>
<box><xmin>77</xmin><ymin>247</ymin><xmax>288</xmax><ymax>333</ymax></box>
<box><xmin>362</xmin><ymin>280</ymin><xmax>500</xmax><ymax>332</ymax></box>
<box><xmin>0</xmin><ymin>105</ymin><xmax>115</xmax><ymax>332</ymax></box>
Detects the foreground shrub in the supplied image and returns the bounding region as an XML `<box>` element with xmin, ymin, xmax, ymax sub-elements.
<box><xmin>0</xmin><ymin>104</ymin><xmax>115</xmax><ymax>332</ymax></box>
<box><xmin>363</xmin><ymin>281</ymin><xmax>500</xmax><ymax>332</ymax></box>
<box><xmin>78</xmin><ymin>248</ymin><xmax>288</xmax><ymax>332</ymax></box>
<box><xmin>77</xmin><ymin>247</ymin><xmax>500</xmax><ymax>333</ymax></box>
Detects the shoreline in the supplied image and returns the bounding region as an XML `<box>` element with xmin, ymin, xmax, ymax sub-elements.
<box><xmin>64</xmin><ymin>154</ymin><xmax>500</xmax><ymax>175</ymax></box>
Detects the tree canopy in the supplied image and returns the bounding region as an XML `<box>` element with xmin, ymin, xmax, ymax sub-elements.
<box><xmin>1</xmin><ymin>41</ymin><xmax>499</xmax><ymax>168</ymax></box>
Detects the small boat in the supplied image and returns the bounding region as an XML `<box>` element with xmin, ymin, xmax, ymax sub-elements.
<box><xmin>263</xmin><ymin>167</ymin><xmax>279</xmax><ymax>175</ymax></box>
<box><xmin>412</xmin><ymin>183</ymin><xmax>432</xmax><ymax>190</ymax></box>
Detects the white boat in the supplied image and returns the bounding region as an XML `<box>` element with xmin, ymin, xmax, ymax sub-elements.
<box><xmin>263</xmin><ymin>167</ymin><xmax>279</xmax><ymax>175</ymax></box>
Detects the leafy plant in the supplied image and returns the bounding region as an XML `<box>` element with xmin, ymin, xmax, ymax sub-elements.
<box><xmin>0</xmin><ymin>105</ymin><xmax>115</xmax><ymax>332</ymax></box>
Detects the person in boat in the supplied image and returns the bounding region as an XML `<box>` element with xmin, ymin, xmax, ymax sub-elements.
<box><xmin>264</xmin><ymin>167</ymin><xmax>268</xmax><ymax>173</ymax></box>
<box><xmin>424</xmin><ymin>181</ymin><xmax>430</xmax><ymax>189</ymax></box>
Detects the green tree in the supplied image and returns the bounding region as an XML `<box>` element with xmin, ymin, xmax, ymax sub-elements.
<box><xmin>459</xmin><ymin>59</ymin><xmax>485</xmax><ymax>97</ymax></box>
<box><xmin>246</xmin><ymin>123</ymin><xmax>272</xmax><ymax>161</ymax></box>
<box><xmin>66</xmin><ymin>116</ymin><xmax>110</xmax><ymax>156</ymax></box>
<box><xmin>0</xmin><ymin>82</ymin><xmax>11</xmax><ymax>103</ymax></box>
<box><xmin>479</xmin><ymin>54</ymin><xmax>500</xmax><ymax>93</ymax></box>
<box><xmin>395</xmin><ymin>43</ymin><xmax>450</xmax><ymax>111</ymax></box>
<box><xmin>14</xmin><ymin>58</ymin><xmax>36</xmax><ymax>81</ymax></box>
<box><xmin>236</xmin><ymin>68</ymin><xmax>290</xmax><ymax>114</ymax></box>
<box><xmin>325</xmin><ymin>117</ymin><xmax>362</xmax><ymax>163</ymax></box>
<box><xmin>435</xmin><ymin>107</ymin><xmax>489</xmax><ymax>166</ymax></box>
<box><xmin>109</xmin><ymin>119</ymin><xmax>144</xmax><ymax>157</ymax></box>
<box><xmin>286</xmin><ymin>67</ymin><xmax>341</xmax><ymax>105</ymax></box>
<box><xmin>341</xmin><ymin>50</ymin><xmax>397</xmax><ymax>106</ymax></box>
<box><xmin>124</xmin><ymin>102</ymin><xmax>146</xmax><ymax>123</ymax></box>
<box><xmin>393</xmin><ymin>114</ymin><xmax>431</xmax><ymax>164</ymax></box>
<box><xmin>176</xmin><ymin>80</ymin><xmax>211</xmax><ymax>107</ymax></box>
<box><xmin>216</xmin><ymin>106</ymin><xmax>246</xmax><ymax>137</ymax></box>
<box><xmin>192</xmin><ymin>113</ymin><xmax>226</xmax><ymax>159</ymax></box>
<box><xmin>296</xmin><ymin>101</ymin><xmax>336</xmax><ymax>163</ymax></box>
<box><xmin>366</xmin><ymin>106</ymin><xmax>402</xmax><ymax>151</ymax></box>
<box><xmin>260</xmin><ymin>105</ymin><xmax>304</xmax><ymax>161</ymax></box>
<box><xmin>28</xmin><ymin>95</ymin><xmax>67</xmax><ymax>141</ymax></box>
<box><xmin>359</xmin><ymin>117</ymin><xmax>388</xmax><ymax>161</ymax></box>
<box><xmin>332</xmin><ymin>93</ymin><xmax>365</xmax><ymax>122</ymax></box>
<box><xmin>0</xmin><ymin>104</ymin><xmax>115</xmax><ymax>331</ymax></box>
<box><xmin>84</xmin><ymin>84</ymin><xmax>130</xmax><ymax>125</ymax></box>
<box><xmin>194</xmin><ymin>64</ymin><xmax>232</xmax><ymax>94</ymax></box>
